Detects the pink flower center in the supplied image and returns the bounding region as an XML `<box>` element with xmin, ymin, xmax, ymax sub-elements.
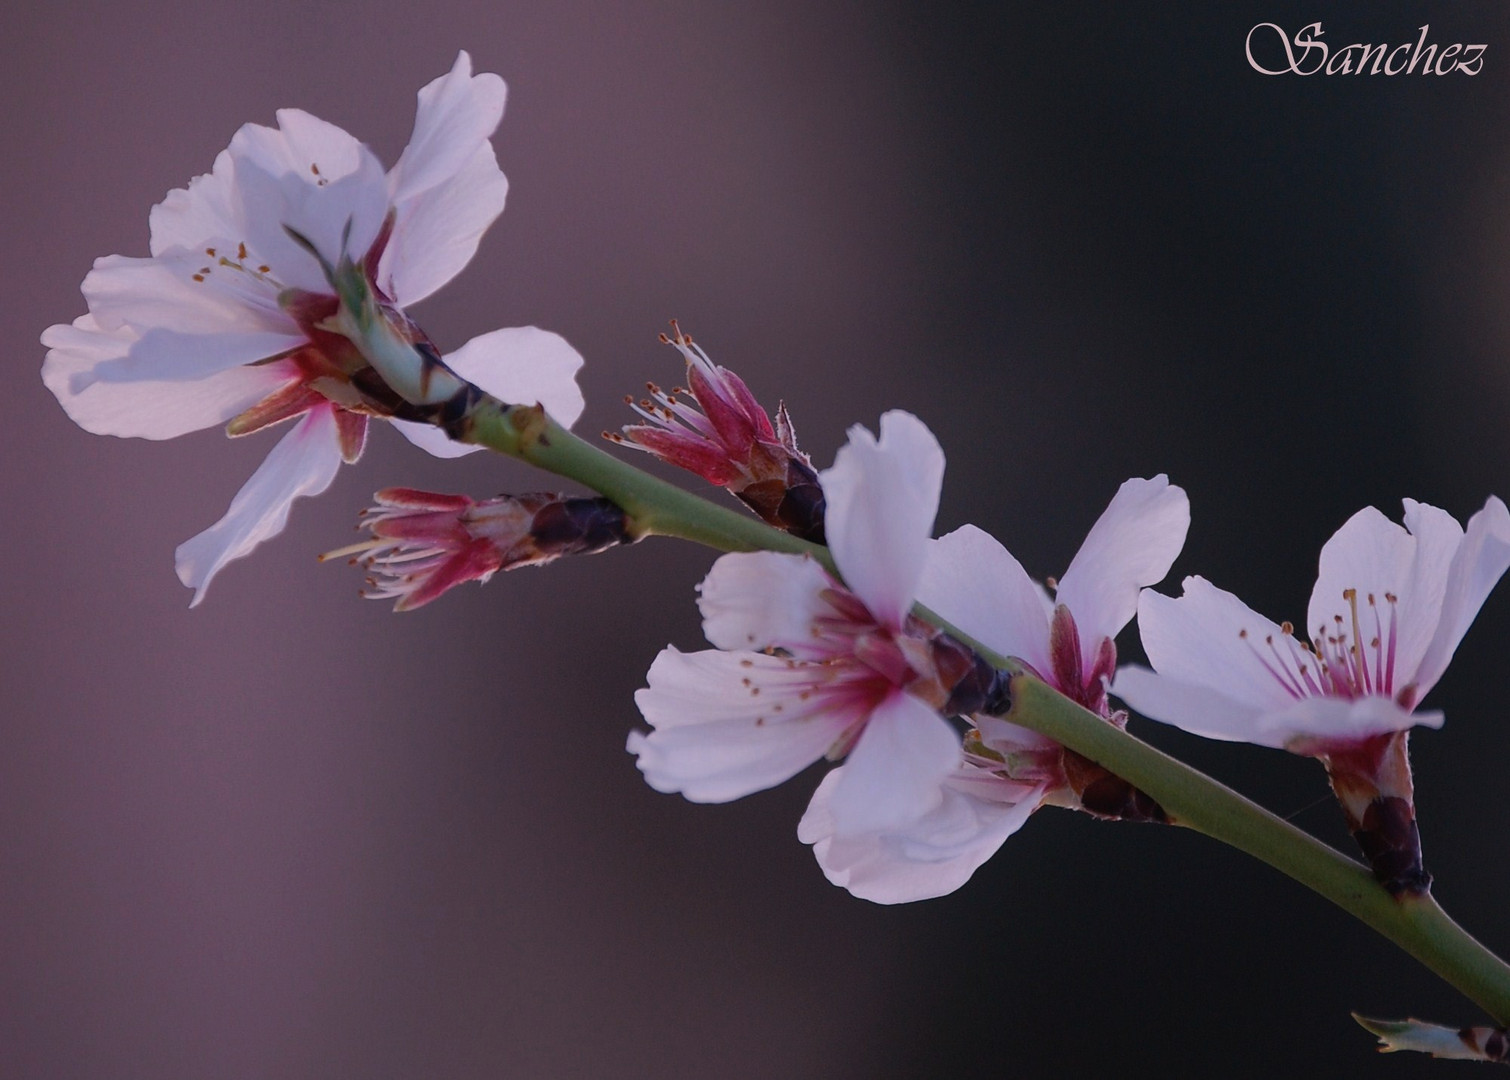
<box><xmin>1241</xmin><ymin>589</ymin><xmax>1403</xmax><ymax>703</ymax></box>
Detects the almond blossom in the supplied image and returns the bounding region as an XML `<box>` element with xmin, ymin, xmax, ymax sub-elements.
<box><xmin>1113</xmin><ymin>497</ymin><xmax>1510</xmax><ymax>891</ymax></box>
<box><xmin>42</xmin><ymin>52</ymin><xmax>586</xmax><ymax>604</ymax></box>
<box><xmin>797</xmin><ymin>476</ymin><xmax>1190</xmax><ymax>902</ymax></box>
<box><xmin>628</xmin><ymin>410</ymin><xmax>963</xmax><ymax>837</ymax></box>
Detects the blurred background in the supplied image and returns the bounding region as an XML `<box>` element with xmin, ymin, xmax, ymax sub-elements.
<box><xmin>6</xmin><ymin>1</ymin><xmax>1510</xmax><ymax>1075</ymax></box>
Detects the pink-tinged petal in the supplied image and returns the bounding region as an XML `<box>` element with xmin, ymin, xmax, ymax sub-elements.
<box><xmin>1304</xmin><ymin>505</ymin><xmax>1451</xmax><ymax>688</ymax></box>
<box><xmin>825</xmin><ymin>691</ymin><xmax>959</xmax><ymax>835</ymax></box>
<box><xmin>1055</xmin><ymin>475</ymin><xmax>1189</xmax><ymax>652</ymax></box>
<box><xmin>382</xmin><ymin>141</ymin><xmax>508</xmax><ymax>305</ymax></box>
<box><xmin>388</xmin><ymin>52</ymin><xmax>507</xmax><ymax>207</ymax></box>
<box><xmin>698</xmin><ymin>551</ymin><xmax>833</xmax><ymax>656</ymax></box>
<box><xmin>82</xmin><ymin>254</ymin><xmax>289</xmax><ymax>336</ymax></box>
<box><xmin>820</xmin><ymin>410</ymin><xmax>944</xmax><ymax>629</ymax></box>
<box><xmin>1413</xmin><ymin>496</ymin><xmax>1510</xmax><ymax>697</ymax></box>
<box><xmin>439</xmin><ymin>327</ymin><xmax>585</xmax><ymax>428</ymax></box>
<box><xmin>1266</xmin><ymin>695</ymin><xmax>1441</xmax><ymax>749</ymax></box>
<box><xmin>149</xmin><ymin>149</ymin><xmax>241</xmax><ymax>257</ymax></box>
<box><xmin>390</xmin><ymin>418</ymin><xmax>483</xmax><ymax>459</ymax></box>
<box><xmin>1136</xmin><ymin>577</ymin><xmax>1300</xmax><ymax>712</ymax></box>
<box><xmin>82</xmin><ymin>326</ymin><xmax>307</xmax><ymax>387</ymax></box>
<box><xmin>975</xmin><ymin>714</ymin><xmax>1060</xmax><ymax>754</ymax></box>
<box><xmin>1111</xmin><ymin>666</ymin><xmax>1270</xmax><ymax>744</ymax></box>
<box><xmin>917</xmin><ymin>525</ymin><xmax>1052</xmax><ymax>676</ymax></box>
<box><xmin>174</xmin><ymin>404</ymin><xmax>344</xmax><ymax>605</ymax></box>
<box><xmin>628</xmin><ymin>647</ymin><xmax>854</xmax><ymax>802</ymax></box>
<box><xmin>43</xmin><ymin>316</ymin><xmax>300</xmax><ymax>439</ymax></box>
<box><xmin>232</xmin><ymin>151</ymin><xmax>390</xmax><ymax>294</ymax></box>
<box><xmin>799</xmin><ymin>767</ymin><xmax>1045</xmax><ymax>903</ymax></box>
<box><xmin>227</xmin><ymin>110</ymin><xmax>370</xmax><ymax>186</ymax></box>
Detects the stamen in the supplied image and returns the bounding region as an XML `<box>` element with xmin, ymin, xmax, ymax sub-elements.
<box><xmin>1345</xmin><ymin>589</ymin><xmax>1371</xmax><ymax>694</ymax></box>
<box><xmin>1240</xmin><ymin>628</ymin><xmax>1301</xmax><ymax>699</ymax></box>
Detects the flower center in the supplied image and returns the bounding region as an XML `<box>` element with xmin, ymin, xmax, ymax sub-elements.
<box><xmin>1239</xmin><ymin>589</ymin><xmax>1399</xmax><ymax>701</ymax></box>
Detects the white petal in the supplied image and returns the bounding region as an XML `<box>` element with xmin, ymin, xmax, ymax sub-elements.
<box><xmin>1055</xmin><ymin>475</ymin><xmax>1190</xmax><ymax>652</ymax></box>
<box><xmin>439</xmin><ymin>327</ymin><xmax>585</xmax><ymax>428</ymax></box>
<box><xmin>1305</xmin><ymin>504</ymin><xmax>1459</xmax><ymax>689</ymax></box>
<box><xmin>383</xmin><ymin>141</ymin><xmax>508</xmax><ymax>305</ymax></box>
<box><xmin>825</xmin><ymin>691</ymin><xmax>960</xmax><ymax>835</ymax></box>
<box><xmin>799</xmin><ymin>767</ymin><xmax>1044</xmax><ymax>904</ymax></box>
<box><xmin>83</xmin><ymin>326</ymin><xmax>307</xmax><ymax>386</ymax></box>
<box><xmin>1265</xmin><ymin>695</ymin><xmax>1441</xmax><ymax>747</ymax></box>
<box><xmin>174</xmin><ymin>404</ymin><xmax>344</xmax><ymax>605</ymax></box>
<box><xmin>1113</xmin><ymin>667</ymin><xmax>1439</xmax><ymax>749</ymax></box>
<box><xmin>391</xmin><ymin>418</ymin><xmax>482</xmax><ymax>459</ymax></box>
<box><xmin>698</xmin><ymin>551</ymin><xmax>833</xmax><ymax>656</ymax></box>
<box><xmin>627</xmin><ymin>647</ymin><xmax>854</xmax><ymax>802</ymax></box>
<box><xmin>388</xmin><ymin>52</ymin><xmax>507</xmax><ymax>207</ymax></box>
<box><xmin>231</xmin><ymin>150</ymin><xmax>390</xmax><ymax>294</ymax></box>
<box><xmin>1135</xmin><ymin>577</ymin><xmax>1302</xmax><ymax>710</ymax></box>
<box><xmin>1111</xmin><ymin>666</ymin><xmax>1273</xmax><ymax>745</ymax></box>
<box><xmin>228</xmin><ymin>110</ymin><xmax>370</xmax><ymax>185</ymax></box>
<box><xmin>1413</xmin><ymin>496</ymin><xmax>1510</xmax><ymax>697</ymax></box>
<box><xmin>819</xmin><ymin>410</ymin><xmax>944</xmax><ymax>629</ymax></box>
<box><xmin>42</xmin><ymin>316</ymin><xmax>301</xmax><ymax>440</ymax></box>
<box><xmin>916</xmin><ymin>525</ymin><xmax>1052</xmax><ymax>675</ymax></box>
<box><xmin>82</xmin><ymin>254</ymin><xmax>289</xmax><ymax>336</ymax></box>
<box><xmin>149</xmin><ymin>149</ymin><xmax>241</xmax><ymax>257</ymax></box>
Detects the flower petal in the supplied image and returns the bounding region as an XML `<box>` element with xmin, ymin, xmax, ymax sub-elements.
<box><xmin>1111</xmin><ymin>666</ymin><xmax>1272</xmax><ymax>745</ymax></box>
<box><xmin>1055</xmin><ymin>475</ymin><xmax>1189</xmax><ymax>653</ymax></box>
<box><xmin>174</xmin><ymin>404</ymin><xmax>344</xmax><ymax>605</ymax></box>
<box><xmin>390</xmin><ymin>418</ymin><xmax>483</xmax><ymax>459</ymax></box>
<box><xmin>42</xmin><ymin>316</ymin><xmax>301</xmax><ymax>440</ymax></box>
<box><xmin>1306</xmin><ymin>503</ymin><xmax>1461</xmax><ymax>693</ymax></box>
<box><xmin>819</xmin><ymin>410</ymin><xmax>943</xmax><ymax>629</ymax></box>
<box><xmin>1134</xmin><ymin>577</ymin><xmax>1301</xmax><ymax>712</ymax></box>
<box><xmin>799</xmin><ymin>766</ymin><xmax>1045</xmax><ymax>904</ymax></box>
<box><xmin>383</xmin><ymin>141</ymin><xmax>508</xmax><ymax>305</ymax></box>
<box><xmin>82</xmin><ymin>254</ymin><xmax>289</xmax><ymax>336</ymax></box>
<box><xmin>627</xmin><ymin>646</ymin><xmax>855</xmax><ymax>802</ymax></box>
<box><xmin>388</xmin><ymin>52</ymin><xmax>508</xmax><ymax>207</ymax></box>
<box><xmin>439</xmin><ymin>327</ymin><xmax>585</xmax><ymax>428</ymax></box>
<box><xmin>698</xmin><ymin>551</ymin><xmax>834</xmax><ymax>657</ymax></box>
<box><xmin>1412</xmin><ymin>496</ymin><xmax>1510</xmax><ymax>697</ymax></box>
<box><xmin>825</xmin><ymin>691</ymin><xmax>960</xmax><ymax>835</ymax></box>
<box><xmin>1266</xmin><ymin>695</ymin><xmax>1441</xmax><ymax>747</ymax></box>
<box><xmin>228</xmin><ymin>109</ymin><xmax>370</xmax><ymax>186</ymax></box>
<box><xmin>916</xmin><ymin>524</ymin><xmax>1052</xmax><ymax>676</ymax></box>
<box><xmin>149</xmin><ymin>149</ymin><xmax>241</xmax><ymax>257</ymax></box>
<box><xmin>231</xmin><ymin>149</ymin><xmax>390</xmax><ymax>294</ymax></box>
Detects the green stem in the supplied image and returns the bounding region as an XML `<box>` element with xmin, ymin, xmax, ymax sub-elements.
<box><xmin>463</xmin><ymin>399</ymin><xmax>1510</xmax><ymax>1022</ymax></box>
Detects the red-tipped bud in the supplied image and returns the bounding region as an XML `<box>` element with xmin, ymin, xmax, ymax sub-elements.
<box><xmin>614</xmin><ymin>324</ymin><xmax>826</xmax><ymax>542</ymax></box>
<box><xmin>325</xmin><ymin>488</ymin><xmax>635</xmax><ymax>611</ymax></box>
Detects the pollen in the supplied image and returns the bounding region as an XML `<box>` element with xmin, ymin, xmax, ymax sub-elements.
<box><xmin>237</xmin><ymin>242</ymin><xmax>248</xmax><ymax>261</ymax></box>
<box><xmin>205</xmin><ymin>247</ymin><xmax>216</xmax><ymax>256</ymax></box>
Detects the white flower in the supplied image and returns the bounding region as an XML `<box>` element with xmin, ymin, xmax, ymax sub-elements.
<box><xmin>1114</xmin><ymin>498</ymin><xmax>1510</xmax><ymax>750</ymax></box>
<box><xmin>43</xmin><ymin>52</ymin><xmax>586</xmax><ymax>604</ymax></box>
<box><xmin>798</xmin><ymin>476</ymin><xmax>1190</xmax><ymax>903</ymax></box>
<box><xmin>628</xmin><ymin>410</ymin><xmax>962</xmax><ymax>836</ymax></box>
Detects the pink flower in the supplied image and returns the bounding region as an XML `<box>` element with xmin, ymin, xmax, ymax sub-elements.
<box><xmin>796</xmin><ymin>476</ymin><xmax>1190</xmax><ymax>902</ymax></box>
<box><xmin>1113</xmin><ymin>497</ymin><xmax>1510</xmax><ymax>892</ymax></box>
<box><xmin>1114</xmin><ymin>498</ymin><xmax>1510</xmax><ymax>751</ymax></box>
<box><xmin>628</xmin><ymin>411</ymin><xmax>961</xmax><ymax>836</ymax></box>
<box><xmin>332</xmin><ymin>488</ymin><xmax>633</xmax><ymax>612</ymax></box>
<box><xmin>43</xmin><ymin>53</ymin><xmax>586</xmax><ymax>604</ymax></box>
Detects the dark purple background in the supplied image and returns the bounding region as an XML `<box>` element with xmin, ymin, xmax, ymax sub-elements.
<box><xmin>7</xmin><ymin>2</ymin><xmax>1510</xmax><ymax>1076</ymax></box>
